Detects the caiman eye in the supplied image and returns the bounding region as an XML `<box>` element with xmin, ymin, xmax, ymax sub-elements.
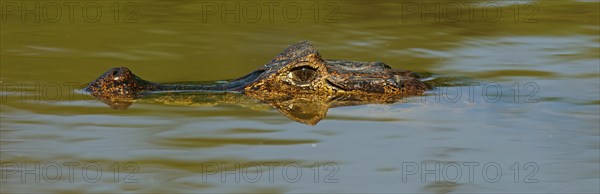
<box><xmin>288</xmin><ymin>66</ymin><xmax>318</xmax><ymax>86</ymax></box>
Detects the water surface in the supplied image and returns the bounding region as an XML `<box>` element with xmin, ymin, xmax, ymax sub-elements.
<box><xmin>1</xmin><ymin>0</ymin><xmax>599</xmax><ymax>193</ymax></box>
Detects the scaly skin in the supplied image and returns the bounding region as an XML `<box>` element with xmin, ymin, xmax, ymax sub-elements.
<box><xmin>83</xmin><ymin>41</ymin><xmax>430</xmax><ymax>125</ymax></box>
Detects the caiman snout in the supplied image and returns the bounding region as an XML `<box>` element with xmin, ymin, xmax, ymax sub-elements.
<box><xmin>84</xmin><ymin>67</ymin><xmax>156</xmax><ymax>99</ymax></box>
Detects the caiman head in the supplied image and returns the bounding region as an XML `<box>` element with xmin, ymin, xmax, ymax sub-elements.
<box><xmin>83</xmin><ymin>41</ymin><xmax>429</xmax><ymax>124</ymax></box>
<box><xmin>85</xmin><ymin>41</ymin><xmax>427</xmax><ymax>100</ymax></box>
<box><xmin>244</xmin><ymin>41</ymin><xmax>428</xmax><ymax>101</ymax></box>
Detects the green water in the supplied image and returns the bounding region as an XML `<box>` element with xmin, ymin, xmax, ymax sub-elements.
<box><xmin>1</xmin><ymin>0</ymin><xmax>599</xmax><ymax>193</ymax></box>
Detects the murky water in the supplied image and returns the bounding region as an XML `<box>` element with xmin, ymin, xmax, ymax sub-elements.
<box><xmin>1</xmin><ymin>0</ymin><xmax>599</xmax><ymax>193</ymax></box>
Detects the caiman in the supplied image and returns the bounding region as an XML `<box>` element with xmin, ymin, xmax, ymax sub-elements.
<box><xmin>84</xmin><ymin>41</ymin><xmax>430</xmax><ymax>125</ymax></box>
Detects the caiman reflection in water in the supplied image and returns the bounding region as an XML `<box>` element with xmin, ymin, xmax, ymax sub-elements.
<box><xmin>83</xmin><ymin>41</ymin><xmax>430</xmax><ymax>125</ymax></box>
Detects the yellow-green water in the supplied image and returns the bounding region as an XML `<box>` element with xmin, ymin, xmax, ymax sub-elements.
<box><xmin>1</xmin><ymin>0</ymin><xmax>599</xmax><ymax>193</ymax></box>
